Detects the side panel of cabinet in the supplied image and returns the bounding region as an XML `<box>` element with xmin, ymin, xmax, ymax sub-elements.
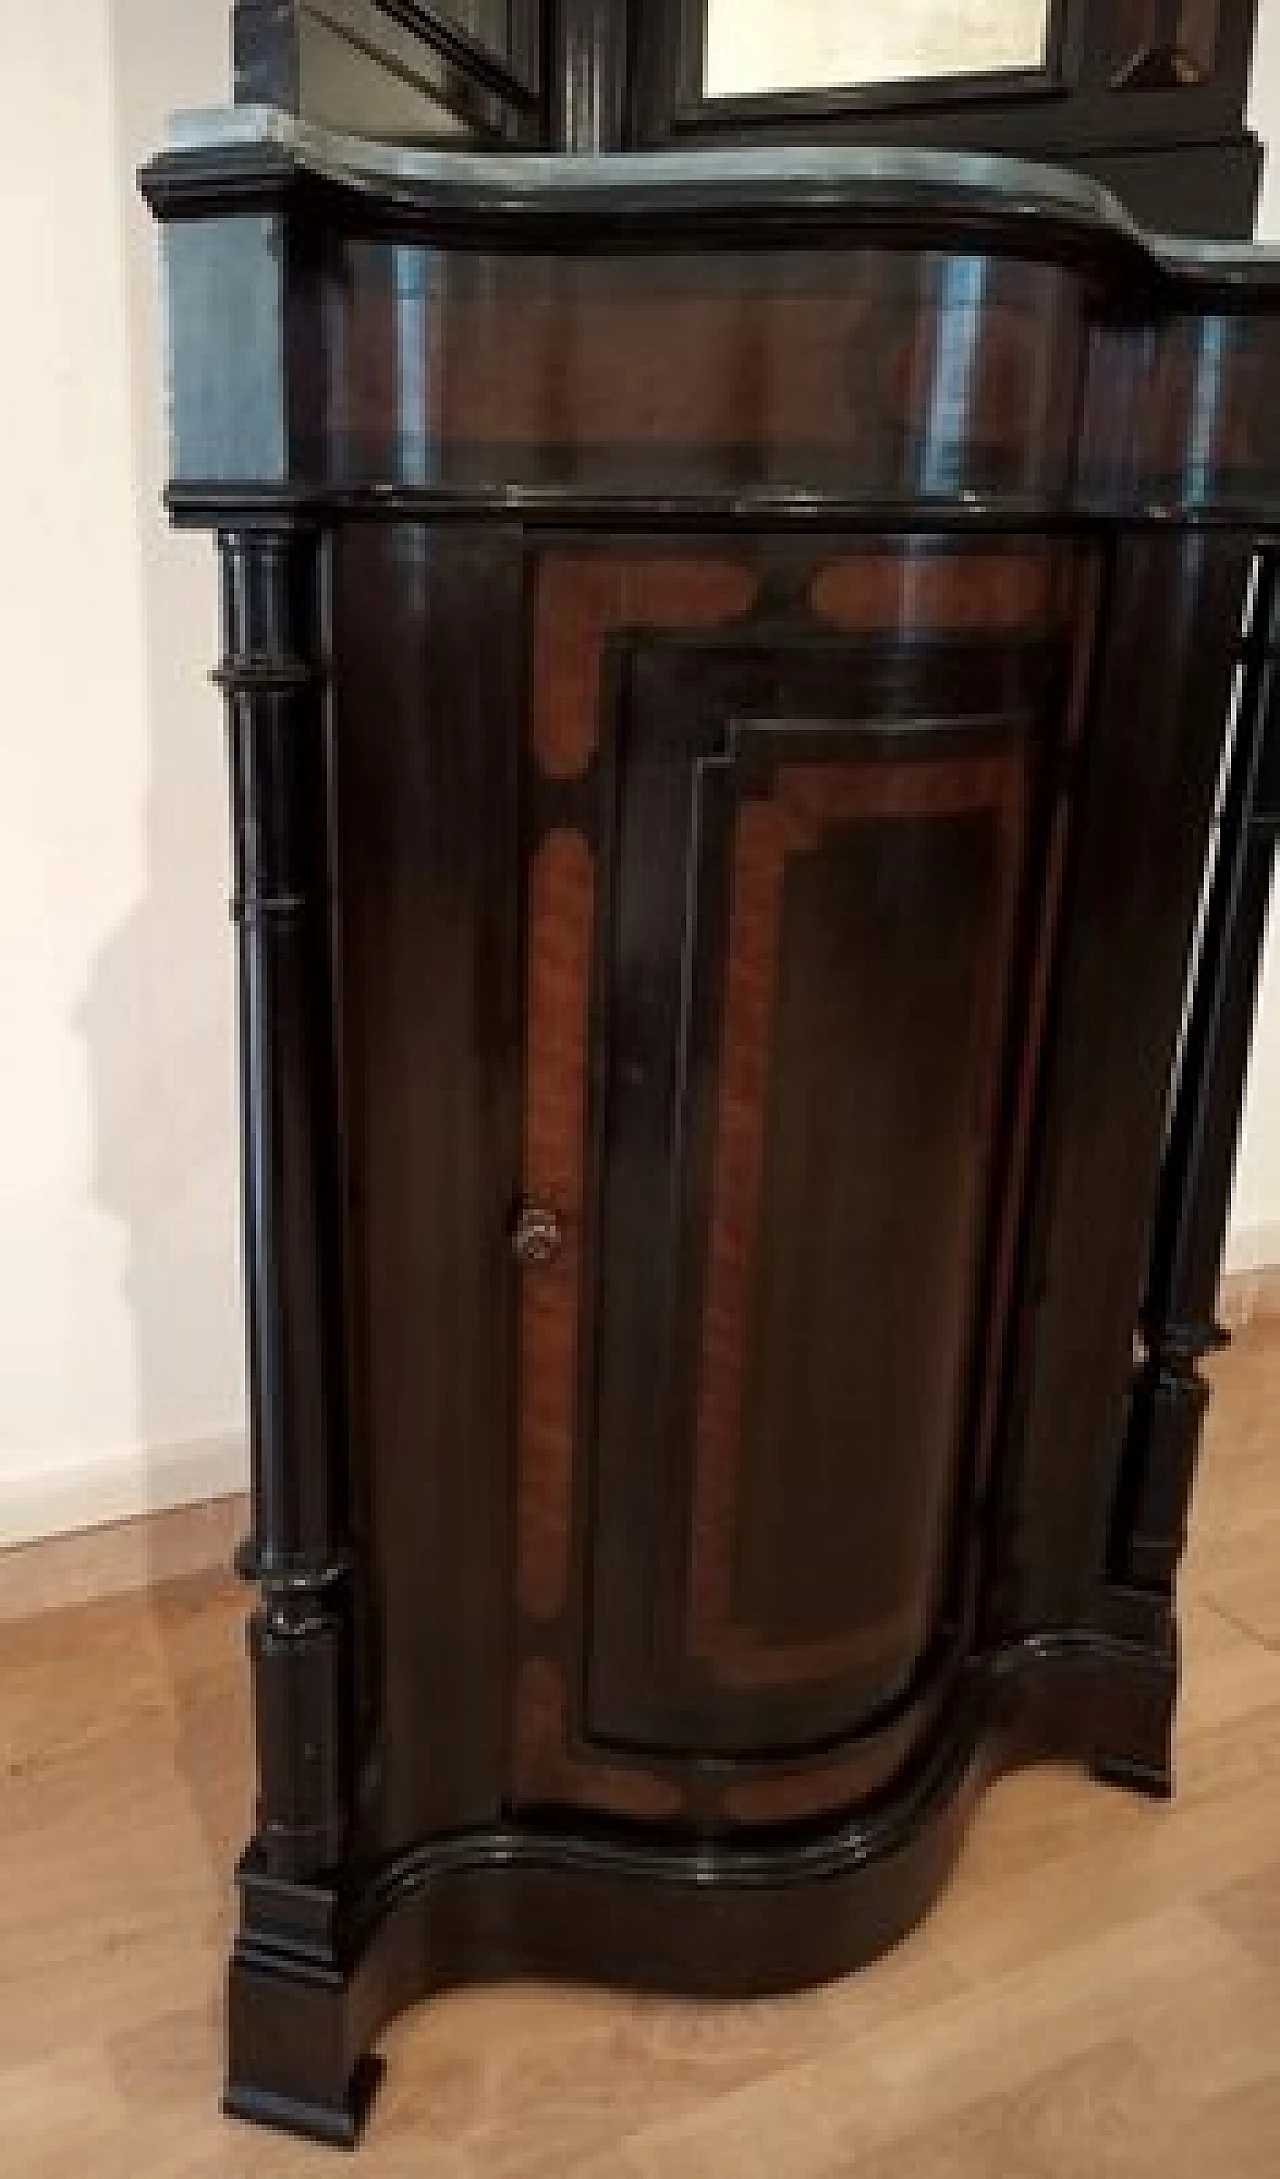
<box><xmin>996</xmin><ymin>530</ymin><xmax>1257</xmax><ymax>1632</ymax></box>
<box><xmin>326</xmin><ymin>524</ymin><xmax>523</xmax><ymax>1860</ymax></box>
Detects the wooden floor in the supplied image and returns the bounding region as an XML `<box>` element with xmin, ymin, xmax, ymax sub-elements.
<box><xmin>2</xmin><ymin>1327</ymin><xmax>1277</xmax><ymax>2177</ymax></box>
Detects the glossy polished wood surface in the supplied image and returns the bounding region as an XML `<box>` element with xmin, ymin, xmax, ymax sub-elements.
<box><xmin>157</xmin><ymin>223</ymin><xmax>1280</xmax><ymax>518</ymax></box>
<box><xmin>143</xmin><ymin>123</ymin><xmax>1280</xmax><ymax>2144</ymax></box>
<box><xmin>325</xmin><ymin>245</ymin><xmax>1088</xmax><ymax>503</ymax></box>
<box><xmin>143</xmin><ymin>120</ymin><xmax>1280</xmax><ymax>528</ymax></box>
<box><xmin>326</xmin><ymin>525</ymin><xmax>522</xmax><ymax>1857</ymax></box>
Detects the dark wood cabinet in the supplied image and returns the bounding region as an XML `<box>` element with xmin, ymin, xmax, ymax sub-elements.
<box><xmin>143</xmin><ymin>120</ymin><xmax>1280</xmax><ymax>2147</ymax></box>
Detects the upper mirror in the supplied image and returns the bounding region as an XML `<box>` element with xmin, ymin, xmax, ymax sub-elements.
<box><xmin>703</xmin><ymin>0</ymin><xmax>1053</xmax><ymax>97</ymax></box>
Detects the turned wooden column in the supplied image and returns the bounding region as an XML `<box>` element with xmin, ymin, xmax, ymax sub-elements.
<box><xmin>217</xmin><ymin>528</ymin><xmax>353</xmax><ymax>1880</ymax></box>
<box><xmin>1114</xmin><ymin>553</ymin><xmax>1280</xmax><ymax>1592</ymax></box>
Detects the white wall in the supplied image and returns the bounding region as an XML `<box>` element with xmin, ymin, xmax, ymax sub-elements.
<box><xmin>1230</xmin><ymin>4</ymin><xmax>1280</xmax><ymax>1271</ymax></box>
<box><xmin>0</xmin><ymin>2</ymin><xmax>242</xmax><ymax>1545</ymax></box>
<box><xmin>0</xmin><ymin>7</ymin><xmax>1276</xmax><ymax>1548</ymax></box>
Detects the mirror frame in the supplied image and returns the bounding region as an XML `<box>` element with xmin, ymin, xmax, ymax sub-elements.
<box><xmin>629</xmin><ymin>0</ymin><xmax>1257</xmax><ymax>158</ymax></box>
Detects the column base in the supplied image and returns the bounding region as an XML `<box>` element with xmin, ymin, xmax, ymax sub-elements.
<box><xmin>224</xmin><ymin>2056</ymin><xmax>384</xmax><ymax>2150</ymax></box>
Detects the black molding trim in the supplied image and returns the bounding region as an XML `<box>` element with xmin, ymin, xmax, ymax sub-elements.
<box><xmin>163</xmin><ymin>483</ymin><xmax>1280</xmax><ymax>538</ymax></box>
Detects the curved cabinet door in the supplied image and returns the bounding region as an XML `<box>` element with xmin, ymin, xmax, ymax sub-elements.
<box><xmin>514</xmin><ymin>541</ymin><xmax>1088</xmax><ymax>1821</ymax></box>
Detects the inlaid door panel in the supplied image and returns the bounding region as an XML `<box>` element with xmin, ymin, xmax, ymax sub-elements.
<box><xmin>587</xmin><ymin>653</ymin><xmax>1040</xmax><ymax>1757</ymax></box>
<box><xmin>695</xmin><ymin>769</ymin><xmax>1016</xmax><ymax>1669</ymax></box>
<box><xmin>514</xmin><ymin>542</ymin><xmax>1085</xmax><ymax>1811</ymax></box>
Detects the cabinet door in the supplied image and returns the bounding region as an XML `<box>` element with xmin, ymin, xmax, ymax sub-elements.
<box><xmin>514</xmin><ymin>542</ymin><xmax>1086</xmax><ymax>1821</ymax></box>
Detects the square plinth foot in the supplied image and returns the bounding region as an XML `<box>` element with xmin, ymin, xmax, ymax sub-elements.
<box><xmin>226</xmin><ymin>1919</ymin><xmax>382</xmax><ymax>2150</ymax></box>
<box><xmin>224</xmin><ymin>2053</ymin><xmax>384</xmax><ymax>2149</ymax></box>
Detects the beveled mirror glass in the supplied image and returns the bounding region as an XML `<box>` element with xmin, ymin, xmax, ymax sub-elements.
<box><xmin>704</xmin><ymin>0</ymin><xmax>1053</xmax><ymax>97</ymax></box>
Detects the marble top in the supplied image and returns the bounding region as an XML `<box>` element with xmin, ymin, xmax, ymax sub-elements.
<box><xmin>155</xmin><ymin>105</ymin><xmax>1280</xmax><ymax>292</ymax></box>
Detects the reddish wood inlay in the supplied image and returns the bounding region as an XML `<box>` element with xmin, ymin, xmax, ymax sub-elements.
<box><xmin>688</xmin><ymin>757</ymin><xmax>1027</xmax><ymax>1686</ymax></box>
<box><xmin>530</xmin><ymin>561</ymin><xmax>625</xmax><ymax>777</ymax></box>
<box><xmin>520</xmin><ymin>556</ymin><xmax>761</xmax><ymax>1633</ymax></box>
<box><xmin>810</xmin><ymin>549</ymin><xmax>1058</xmax><ymax>635</ymax></box>
<box><xmin>442</xmin><ymin>296</ymin><xmax>878</xmax><ymax>449</ymax></box>
<box><xmin>722</xmin><ymin>1688</ymin><xmax>949</xmax><ymax>1824</ymax></box>
<box><xmin>512</xmin><ymin>1659</ymin><xmax>683</xmax><ymax>1819</ymax></box>
<box><xmin>531</xmin><ymin>558</ymin><xmax>757</xmax><ymax>778</ymax></box>
<box><xmin>519</xmin><ymin>830</ymin><xmax>595</xmax><ymax>1623</ymax></box>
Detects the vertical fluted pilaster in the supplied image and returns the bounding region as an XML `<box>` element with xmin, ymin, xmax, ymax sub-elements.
<box><xmin>217</xmin><ymin>528</ymin><xmax>352</xmax><ymax>1877</ymax></box>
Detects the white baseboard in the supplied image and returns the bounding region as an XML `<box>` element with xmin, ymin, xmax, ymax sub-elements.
<box><xmin>2</xmin><ymin>1226</ymin><xmax>1275</xmax><ymax>1555</ymax></box>
<box><xmin>0</xmin><ymin>1491</ymin><xmax>248</xmax><ymax>1620</ymax></box>
<box><xmin>1223</xmin><ymin>1220</ymin><xmax>1280</xmax><ymax>1277</ymax></box>
<box><xmin>0</xmin><ymin>1432</ymin><xmax>248</xmax><ymax>1551</ymax></box>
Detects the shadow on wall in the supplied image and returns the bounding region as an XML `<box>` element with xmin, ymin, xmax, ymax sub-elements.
<box><xmin>78</xmin><ymin>0</ymin><xmax>249</xmax><ymax>1875</ymax></box>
